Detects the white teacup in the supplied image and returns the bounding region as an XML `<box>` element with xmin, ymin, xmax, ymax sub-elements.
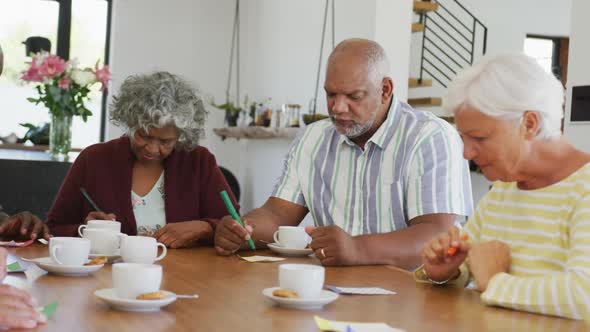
<box><xmin>49</xmin><ymin>237</ymin><xmax>91</xmax><ymax>266</ymax></box>
<box><xmin>78</xmin><ymin>220</ymin><xmax>121</xmax><ymax>237</ymax></box>
<box><xmin>120</xmin><ymin>236</ymin><xmax>167</xmax><ymax>264</ymax></box>
<box><xmin>82</xmin><ymin>228</ymin><xmax>127</xmax><ymax>255</ymax></box>
<box><xmin>279</xmin><ymin>264</ymin><xmax>325</xmax><ymax>299</ymax></box>
<box><xmin>273</xmin><ymin>226</ymin><xmax>310</xmax><ymax>249</ymax></box>
<box><xmin>112</xmin><ymin>263</ymin><xmax>162</xmax><ymax>299</ymax></box>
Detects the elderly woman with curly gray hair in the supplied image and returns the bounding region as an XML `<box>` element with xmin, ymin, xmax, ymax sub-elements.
<box><xmin>47</xmin><ymin>72</ymin><xmax>239</xmax><ymax>248</ymax></box>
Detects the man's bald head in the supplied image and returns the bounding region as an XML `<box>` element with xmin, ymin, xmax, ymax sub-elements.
<box><xmin>327</xmin><ymin>38</ymin><xmax>390</xmax><ymax>87</ymax></box>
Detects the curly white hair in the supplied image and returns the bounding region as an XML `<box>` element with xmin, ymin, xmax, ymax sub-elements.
<box><xmin>110</xmin><ymin>71</ymin><xmax>207</xmax><ymax>149</ymax></box>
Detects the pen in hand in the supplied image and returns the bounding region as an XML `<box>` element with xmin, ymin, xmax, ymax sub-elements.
<box><xmin>219</xmin><ymin>190</ymin><xmax>256</xmax><ymax>251</ymax></box>
<box><xmin>80</xmin><ymin>187</ymin><xmax>103</xmax><ymax>213</ymax></box>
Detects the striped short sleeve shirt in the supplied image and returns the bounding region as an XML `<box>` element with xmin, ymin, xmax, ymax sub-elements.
<box><xmin>272</xmin><ymin>97</ymin><xmax>473</xmax><ymax>235</ymax></box>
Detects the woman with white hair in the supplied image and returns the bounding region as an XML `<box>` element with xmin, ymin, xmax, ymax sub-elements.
<box><xmin>416</xmin><ymin>53</ymin><xmax>590</xmax><ymax>320</ymax></box>
<box><xmin>47</xmin><ymin>72</ymin><xmax>239</xmax><ymax>248</ymax></box>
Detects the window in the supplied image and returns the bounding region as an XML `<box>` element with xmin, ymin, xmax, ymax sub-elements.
<box><xmin>524</xmin><ymin>35</ymin><xmax>570</xmax><ymax>131</ymax></box>
<box><xmin>524</xmin><ymin>36</ymin><xmax>554</xmax><ymax>74</ymax></box>
<box><xmin>0</xmin><ymin>1</ymin><xmax>59</xmax><ymax>142</ymax></box>
<box><xmin>70</xmin><ymin>0</ymin><xmax>109</xmax><ymax>147</ymax></box>
<box><xmin>524</xmin><ymin>35</ymin><xmax>569</xmax><ymax>85</ymax></box>
<box><xmin>0</xmin><ymin>0</ymin><xmax>110</xmax><ymax>149</ymax></box>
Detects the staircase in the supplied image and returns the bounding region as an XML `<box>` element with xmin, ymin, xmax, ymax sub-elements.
<box><xmin>407</xmin><ymin>0</ymin><xmax>488</xmax><ymax>117</ymax></box>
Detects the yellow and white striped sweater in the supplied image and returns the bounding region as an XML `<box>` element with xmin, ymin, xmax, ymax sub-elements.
<box><xmin>465</xmin><ymin>163</ymin><xmax>590</xmax><ymax>320</ymax></box>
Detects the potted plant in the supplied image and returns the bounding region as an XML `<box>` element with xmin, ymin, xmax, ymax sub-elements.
<box><xmin>21</xmin><ymin>52</ymin><xmax>110</xmax><ymax>161</ymax></box>
<box><xmin>211</xmin><ymin>100</ymin><xmax>242</xmax><ymax>127</ymax></box>
<box><xmin>19</xmin><ymin>122</ymin><xmax>49</xmax><ymax>145</ymax></box>
<box><xmin>303</xmin><ymin>99</ymin><xmax>329</xmax><ymax>125</ymax></box>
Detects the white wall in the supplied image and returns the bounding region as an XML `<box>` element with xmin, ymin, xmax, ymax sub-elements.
<box><xmin>409</xmin><ymin>0</ymin><xmax>572</xmax><ymax>113</ymax></box>
<box><xmin>564</xmin><ymin>0</ymin><xmax>590</xmax><ymax>152</ymax></box>
<box><xmin>108</xmin><ymin>0</ymin><xmax>413</xmax><ymax>212</ymax></box>
<box><xmin>407</xmin><ymin>0</ymin><xmax>572</xmax><ymax>205</ymax></box>
<box><xmin>108</xmin><ymin>0</ymin><xmax>241</xmax><ymax>173</ymax></box>
<box><xmin>463</xmin><ymin>0</ymin><xmax>571</xmax><ymax>52</ymax></box>
<box><xmin>236</xmin><ymin>0</ymin><xmax>411</xmax><ymax>211</ymax></box>
<box><xmin>374</xmin><ymin>0</ymin><xmax>413</xmax><ymax>101</ymax></box>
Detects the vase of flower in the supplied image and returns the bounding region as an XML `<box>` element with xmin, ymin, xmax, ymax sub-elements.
<box><xmin>21</xmin><ymin>52</ymin><xmax>111</xmax><ymax>161</ymax></box>
<box><xmin>49</xmin><ymin>113</ymin><xmax>73</xmax><ymax>161</ymax></box>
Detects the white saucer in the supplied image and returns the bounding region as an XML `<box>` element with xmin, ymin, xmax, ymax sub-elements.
<box><xmin>89</xmin><ymin>252</ymin><xmax>121</xmax><ymax>264</ymax></box>
<box><xmin>30</xmin><ymin>257</ymin><xmax>104</xmax><ymax>277</ymax></box>
<box><xmin>267</xmin><ymin>243</ymin><xmax>313</xmax><ymax>257</ymax></box>
<box><xmin>94</xmin><ymin>288</ymin><xmax>177</xmax><ymax>312</ymax></box>
<box><xmin>262</xmin><ymin>287</ymin><xmax>338</xmax><ymax>310</ymax></box>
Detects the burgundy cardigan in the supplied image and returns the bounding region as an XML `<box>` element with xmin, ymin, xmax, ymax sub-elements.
<box><xmin>46</xmin><ymin>136</ymin><xmax>239</xmax><ymax>237</ymax></box>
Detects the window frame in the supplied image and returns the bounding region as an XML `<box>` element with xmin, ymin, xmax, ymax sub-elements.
<box><xmin>525</xmin><ymin>34</ymin><xmax>562</xmax><ymax>81</ymax></box>
<box><xmin>50</xmin><ymin>0</ymin><xmax>113</xmax><ymax>142</ymax></box>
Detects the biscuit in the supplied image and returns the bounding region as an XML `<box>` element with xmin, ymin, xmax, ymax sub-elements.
<box><xmin>137</xmin><ymin>291</ymin><xmax>167</xmax><ymax>300</ymax></box>
<box><xmin>272</xmin><ymin>289</ymin><xmax>299</xmax><ymax>298</ymax></box>
<box><xmin>84</xmin><ymin>257</ymin><xmax>107</xmax><ymax>266</ymax></box>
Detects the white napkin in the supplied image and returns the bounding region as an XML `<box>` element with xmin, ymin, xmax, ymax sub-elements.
<box><xmin>238</xmin><ymin>255</ymin><xmax>286</xmax><ymax>262</ymax></box>
<box><xmin>315</xmin><ymin>316</ymin><xmax>405</xmax><ymax>332</ymax></box>
<box><xmin>326</xmin><ymin>285</ymin><xmax>396</xmax><ymax>295</ymax></box>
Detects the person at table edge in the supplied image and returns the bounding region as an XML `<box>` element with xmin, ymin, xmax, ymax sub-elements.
<box><xmin>46</xmin><ymin>72</ymin><xmax>239</xmax><ymax>248</ymax></box>
<box><xmin>215</xmin><ymin>38</ymin><xmax>473</xmax><ymax>268</ymax></box>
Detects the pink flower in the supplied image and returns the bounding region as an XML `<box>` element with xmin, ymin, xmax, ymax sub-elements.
<box><xmin>39</xmin><ymin>54</ymin><xmax>67</xmax><ymax>78</ymax></box>
<box><xmin>21</xmin><ymin>54</ymin><xmax>44</xmax><ymax>82</ymax></box>
<box><xmin>94</xmin><ymin>64</ymin><xmax>111</xmax><ymax>91</ymax></box>
<box><xmin>58</xmin><ymin>76</ymin><xmax>70</xmax><ymax>90</ymax></box>
<box><xmin>21</xmin><ymin>66</ymin><xmax>43</xmax><ymax>82</ymax></box>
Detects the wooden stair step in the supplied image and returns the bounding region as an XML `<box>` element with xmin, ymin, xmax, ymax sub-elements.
<box><xmin>411</xmin><ymin>23</ymin><xmax>425</xmax><ymax>33</ymax></box>
<box><xmin>439</xmin><ymin>116</ymin><xmax>455</xmax><ymax>124</ymax></box>
<box><xmin>413</xmin><ymin>1</ymin><xmax>439</xmax><ymax>14</ymax></box>
<box><xmin>408</xmin><ymin>97</ymin><xmax>442</xmax><ymax>107</ymax></box>
<box><xmin>408</xmin><ymin>78</ymin><xmax>432</xmax><ymax>87</ymax></box>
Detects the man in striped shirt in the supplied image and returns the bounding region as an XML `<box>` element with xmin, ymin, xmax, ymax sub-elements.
<box><xmin>215</xmin><ymin>38</ymin><xmax>473</xmax><ymax>269</ymax></box>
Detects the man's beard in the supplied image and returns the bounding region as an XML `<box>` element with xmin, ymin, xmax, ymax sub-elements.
<box><xmin>331</xmin><ymin>110</ymin><xmax>377</xmax><ymax>138</ymax></box>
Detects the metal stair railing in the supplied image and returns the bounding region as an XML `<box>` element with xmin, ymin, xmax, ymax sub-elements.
<box><xmin>418</xmin><ymin>0</ymin><xmax>488</xmax><ymax>88</ymax></box>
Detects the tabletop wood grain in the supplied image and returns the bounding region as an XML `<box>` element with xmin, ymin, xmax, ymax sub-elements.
<box><xmin>4</xmin><ymin>245</ymin><xmax>588</xmax><ymax>332</ymax></box>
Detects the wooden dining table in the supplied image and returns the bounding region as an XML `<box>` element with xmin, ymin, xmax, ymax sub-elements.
<box><xmin>4</xmin><ymin>244</ymin><xmax>589</xmax><ymax>332</ymax></box>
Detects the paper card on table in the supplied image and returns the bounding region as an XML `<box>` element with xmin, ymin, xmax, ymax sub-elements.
<box><xmin>6</xmin><ymin>261</ymin><xmax>23</xmax><ymax>272</ymax></box>
<box><xmin>39</xmin><ymin>301</ymin><xmax>59</xmax><ymax>319</ymax></box>
<box><xmin>0</xmin><ymin>239</ymin><xmax>34</xmax><ymax>248</ymax></box>
<box><xmin>24</xmin><ymin>263</ymin><xmax>47</xmax><ymax>283</ymax></box>
<box><xmin>6</xmin><ymin>253</ymin><xmax>29</xmax><ymax>273</ymax></box>
<box><xmin>238</xmin><ymin>255</ymin><xmax>286</xmax><ymax>262</ymax></box>
<box><xmin>314</xmin><ymin>316</ymin><xmax>404</xmax><ymax>332</ymax></box>
<box><xmin>326</xmin><ymin>285</ymin><xmax>396</xmax><ymax>295</ymax></box>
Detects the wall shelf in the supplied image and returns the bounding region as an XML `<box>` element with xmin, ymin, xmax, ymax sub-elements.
<box><xmin>0</xmin><ymin>143</ymin><xmax>82</xmax><ymax>152</ymax></box>
<box><xmin>213</xmin><ymin>127</ymin><xmax>301</xmax><ymax>140</ymax></box>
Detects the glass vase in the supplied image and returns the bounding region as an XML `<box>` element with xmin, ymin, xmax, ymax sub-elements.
<box><xmin>48</xmin><ymin>113</ymin><xmax>73</xmax><ymax>161</ymax></box>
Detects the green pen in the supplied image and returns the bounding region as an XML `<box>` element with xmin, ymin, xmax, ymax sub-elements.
<box><xmin>220</xmin><ymin>190</ymin><xmax>256</xmax><ymax>251</ymax></box>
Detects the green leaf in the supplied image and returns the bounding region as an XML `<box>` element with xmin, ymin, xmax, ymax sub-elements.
<box><xmin>19</xmin><ymin>123</ymin><xmax>36</xmax><ymax>130</ymax></box>
<box><xmin>48</xmin><ymin>86</ymin><xmax>62</xmax><ymax>102</ymax></box>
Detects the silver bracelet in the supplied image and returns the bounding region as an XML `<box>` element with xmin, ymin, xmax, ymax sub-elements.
<box><xmin>428</xmin><ymin>276</ymin><xmax>454</xmax><ymax>285</ymax></box>
<box><xmin>427</xmin><ymin>270</ymin><xmax>460</xmax><ymax>285</ymax></box>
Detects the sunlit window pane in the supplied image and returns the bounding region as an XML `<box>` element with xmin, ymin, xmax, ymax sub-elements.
<box><xmin>0</xmin><ymin>0</ymin><xmax>108</xmax><ymax>149</ymax></box>
<box><xmin>70</xmin><ymin>0</ymin><xmax>108</xmax><ymax>148</ymax></box>
<box><xmin>0</xmin><ymin>1</ymin><xmax>59</xmax><ymax>140</ymax></box>
<box><xmin>524</xmin><ymin>37</ymin><xmax>554</xmax><ymax>74</ymax></box>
